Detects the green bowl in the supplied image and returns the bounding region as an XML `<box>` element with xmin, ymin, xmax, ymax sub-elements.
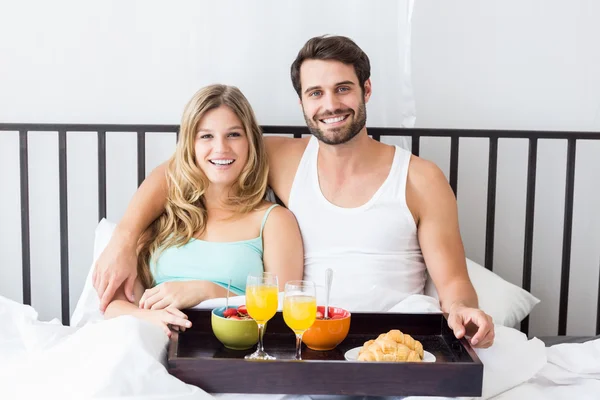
<box><xmin>211</xmin><ymin>307</ymin><xmax>259</xmax><ymax>350</ymax></box>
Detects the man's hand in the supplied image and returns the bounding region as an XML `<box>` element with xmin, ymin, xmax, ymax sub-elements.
<box><xmin>139</xmin><ymin>281</ymin><xmax>206</xmax><ymax>311</ymax></box>
<box><xmin>447</xmin><ymin>303</ymin><xmax>495</xmax><ymax>348</ymax></box>
<box><xmin>92</xmin><ymin>230</ymin><xmax>138</xmax><ymax>312</ymax></box>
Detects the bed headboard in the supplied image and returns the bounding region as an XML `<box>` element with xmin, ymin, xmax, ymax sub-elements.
<box><xmin>1</xmin><ymin>123</ymin><xmax>599</xmax><ymax>337</ymax></box>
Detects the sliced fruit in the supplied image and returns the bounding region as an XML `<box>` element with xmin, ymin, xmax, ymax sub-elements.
<box><xmin>223</xmin><ymin>308</ymin><xmax>238</xmax><ymax>318</ymax></box>
<box><xmin>237</xmin><ymin>305</ymin><xmax>248</xmax><ymax>315</ymax></box>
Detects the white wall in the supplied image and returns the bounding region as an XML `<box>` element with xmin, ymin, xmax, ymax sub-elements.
<box><xmin>412</xmin><ymin>0</ymin><xmax>600</xmax><ymax>336</ymax></box>
<box><xmin>0</xmin><ymin>0</ymin><xmax>414</xmax><ymax>320</ymax></box>
<box><xmin>0</xmin><ymin>0</ymin><xmax>413</xmax><ymax>127</ymax></box>
<box><xmin>1</xmin><ymin>0</ymin><xmax>599</xmax><ymax>337</ymax></box>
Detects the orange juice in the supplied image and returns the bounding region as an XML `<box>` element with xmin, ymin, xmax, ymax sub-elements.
<box><xmin>283</xmin><ymin>295</ymin><xmax>317</xmax><ymax>334</ymax></box>
<box><xmin>246</xmin><ymin>285</ymin><xmax>278</xmax><ymax>323</ymax></box>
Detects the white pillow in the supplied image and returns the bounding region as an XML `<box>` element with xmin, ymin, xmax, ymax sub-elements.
<box><xmin>424</xmin><ymin>258</ymin><xmax>540</xmax><ymax>328</ymax></box>
<box><xmin>70</xmin><ymin>219</ymin><xmax>117</xmax><ymax>327</ymax></box>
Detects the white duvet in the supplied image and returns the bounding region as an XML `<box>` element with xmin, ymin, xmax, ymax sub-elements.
<box><xmin>1</xmin><ymin>293</ymin><xmax>599</xmax><ymax>400</ymax></box>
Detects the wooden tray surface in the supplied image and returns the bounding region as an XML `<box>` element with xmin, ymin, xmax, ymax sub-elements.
<box><xmin>167</xmin><ymin>309</ymin><xmax>483</xmax><ymax>397</ymax></box>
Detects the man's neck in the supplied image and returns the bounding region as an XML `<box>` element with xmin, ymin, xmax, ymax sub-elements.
<box><xmin>317</xmin><ymin>129</ymin><xmax>378</xmax><ymax>177</ymax></box>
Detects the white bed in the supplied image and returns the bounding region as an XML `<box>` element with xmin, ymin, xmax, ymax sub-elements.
<box><xmin>2</xmin><ymin>290</ymin><xmax>599</xmax><ymax>400</ymax></box>
<box><xmin>1</xmin><ymin>219</ymin><xmax>599</xmax><ymax>400</ymax></box>
<box><xmin>1</xmin><ymin>124</ymin><xmax>599</xmax><ymax>399</ymax></box>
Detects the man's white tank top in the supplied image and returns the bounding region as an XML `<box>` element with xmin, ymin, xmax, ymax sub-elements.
<box><xmin>288</xmin><ymin>136</ymin><xmax>427</xmax><ymax>310</ymax></box>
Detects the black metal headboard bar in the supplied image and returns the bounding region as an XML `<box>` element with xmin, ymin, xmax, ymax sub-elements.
<box><xmin>2</xmin><ymin>123</ymin><xmax>599</xmax><ymax>335</ymax></box>
<box><xmin>2</xmin><ymin>123</ymin><xmax>600</xmax><ymax>139</ymax></box>
<box><xmin>98</xmin><ymin>131</ymin><xmax>107</xmax><ymax>221</ymax></box>
<box><xmin>18</xmin><ymin>130</ymin><xmax>32</xmax><ymax>307</ymax></box>
<box><xmin>411</xmin><ymin>134</ymin><xmax>420</xmax><ymax>156</ymax></box>
<box><xmin>137</xmin><ymin>131</ymin><xmax>146</xmax><ymax>187</ymax></box>
<box><xmin>558</xmin><ymin>139</ymin><xmax>577</xmax><ymax>335</ymax></box>
<box><xmin>520</xmin><ymin>138</ymin><xmax>539</xmax><ymax>334</ymax></box>
<box><xmin>449</xmin><ymin>137</ymin><xmax>460</xmax><ymax>196</ymax></box>
<box><xmin>58</xmin><ymin>130</ymin><xmax>70</xmax><ymax>324</ymax></box>
<box><xmin>484</xmin><ymin>138</ymin><xmax>499</xmax><ymax>273</ymax></box>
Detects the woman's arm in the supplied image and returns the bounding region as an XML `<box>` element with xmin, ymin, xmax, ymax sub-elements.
<box><xmin>104</xmin><ymin>278</ymin><xmax>191</xmax><ymax>337</ymax></box>
<box><xmin>94</xmin><ymin>161</ymin><xmax>170</xmax><ymax>311</ymax></box>
<box><xmin>261</xmin><ymin>206</ymin><xmax>304</xmax><ymax>290</ymax></box>
<box><xmin>138</xmin><ymin>280</ymin><xmax>230</xmax><ymax>310</ymax></box>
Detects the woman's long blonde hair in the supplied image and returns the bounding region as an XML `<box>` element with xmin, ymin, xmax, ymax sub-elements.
<box><xmin>137</xmin><ymin>84</ymin><xmax>269</xmax><ymax>288</ymax></box>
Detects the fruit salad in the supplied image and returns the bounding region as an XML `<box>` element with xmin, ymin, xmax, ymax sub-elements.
<box><xmin>222</xmin><ymin>305</ymin><xmax>253</xmax><ymax>320</ymax></box>
<box><xmin>315</xmin><ymin>309</ymin><xmax>345</xmax><ymax>320</ymax></box>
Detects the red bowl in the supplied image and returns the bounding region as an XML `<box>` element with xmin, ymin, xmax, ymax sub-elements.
<box><xmin>302</xmin><ymin>306</ymin><xmax>351</xmax><ymax>351</ymax></box>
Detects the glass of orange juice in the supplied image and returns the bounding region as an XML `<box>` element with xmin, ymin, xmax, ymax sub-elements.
<box><xmin>283</xmin><ymin>280</ymin><xmax>317</xmax><ymax>360</ymax></box>
<box><xmin>245</xmin><ymin>272</ymin><xmax>279</xmax><ymax>360</ymax></box>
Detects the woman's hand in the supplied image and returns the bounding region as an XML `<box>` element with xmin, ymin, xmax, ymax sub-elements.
<box><xmin>139</xmin><ymin>281</ymin><xmax>207</xmax><ymax>310</ymax></box>
<box><xmin>138</xmin><ymin>307</ymin><xmax>191</xmax><ymax>337</ymax></box>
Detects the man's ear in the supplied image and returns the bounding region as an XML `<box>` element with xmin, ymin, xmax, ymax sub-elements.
<box><xmin>363</xmin><ymin>79</ymin><xmax>372</xmax><ymax>103</ymax></box>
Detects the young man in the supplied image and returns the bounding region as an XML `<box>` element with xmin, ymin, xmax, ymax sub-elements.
<box><xmin>94</xmin><ymin>35</ymin><xmax>494</xmax><ymax>348</ymax></box>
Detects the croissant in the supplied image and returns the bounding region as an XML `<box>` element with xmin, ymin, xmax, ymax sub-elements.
<box><xmin>357</xmin><ymin>329</ymin><xmax>424</xmax><ymax>362</ymax></box>
<box><xmin>364</xmin><ymin>337</ymin><xmax>398</xmax><ymax>354</ymax></box>
<box><xmin>357</xmin><ymin>348</ymin><xmax>396</xmax><ymax>362</ymax></box>
<box><xmin>383</xmin><ymin>329</ymin><xmax>424</xmax><ymax>358</ymax></box>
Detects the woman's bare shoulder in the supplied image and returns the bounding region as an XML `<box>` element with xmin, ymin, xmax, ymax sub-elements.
<box><xmin>257</xmin><ymin>201</ymin><xmax>297</xmax><ymax>229</ymax></box>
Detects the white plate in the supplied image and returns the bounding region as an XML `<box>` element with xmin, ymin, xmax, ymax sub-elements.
<box><xmin>344</xmin><ymin>346</ymin><xmax>436</xmax><ymax>362</ymax></box>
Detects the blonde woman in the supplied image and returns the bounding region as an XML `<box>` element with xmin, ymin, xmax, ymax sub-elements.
<box><xmin>104</xmin><ymin>85</ymin><xmax>304</xmax><ymax>335</ymax></box>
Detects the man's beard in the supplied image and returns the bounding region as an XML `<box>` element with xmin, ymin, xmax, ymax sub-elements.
<box><xmin>303</xmin><ymin>102</ymin><xmax>367</xmax><ymax>146</ymax></box>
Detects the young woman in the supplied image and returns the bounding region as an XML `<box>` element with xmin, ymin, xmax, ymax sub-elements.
<box><xmin>104</xmin><ymin>85</ymin><xmax>304</xmax><ymax>335</ymax></box>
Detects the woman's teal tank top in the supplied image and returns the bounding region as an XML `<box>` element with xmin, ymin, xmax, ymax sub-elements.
<box><xmin>150</xmin><ymin>204</ymin><xmax>279</xmax><ymax>295</ymax></box>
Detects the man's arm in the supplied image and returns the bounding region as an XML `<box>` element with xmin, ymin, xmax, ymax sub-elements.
<box><xmin>407</xmin><ymin>156</ymin><xmax>494</xmax><ymax>348</ymax></box>
<box><xmin>407</xmin><ymin>157</ymin><xmax>476</xmax><ymax>311</ymax></box>
<box><xmin>93</xmin><ymin>161</ymin><xmax>170</xmax><ymax>311</ymax></box>
<box><xmin>264</xmin><ymin>136</ymin><xmax>309</xmax><ymax>206</ymax></box>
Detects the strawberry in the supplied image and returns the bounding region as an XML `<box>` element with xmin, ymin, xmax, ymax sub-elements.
<box><xmin>223</xmin><ymin>308</ymin><xmax>238</xmax><ymax>318</ymax></box>
<box><xmin>237</xmin><ymin>305</ymin><xmax>248</xmax><ymax>315</ymax></box>
<box><xmin>316</xmin><ymin>311</ymin><xmax>324</xmax><ymax>320</ymax></box>
<box><xmin>229</xmin><ymin>315</ymin><xmax>241</xmax><ymax>320</ymax></box>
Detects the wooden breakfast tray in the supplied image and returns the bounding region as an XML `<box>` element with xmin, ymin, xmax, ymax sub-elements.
<box><xmin>167</xmin><ymin>309</ymin><xmax>483</xmax><ymax>397</ymax></box>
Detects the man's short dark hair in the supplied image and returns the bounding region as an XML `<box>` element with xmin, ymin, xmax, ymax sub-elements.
<box><xmin>290</xmin><ymin>35</ymin><xmax>371</xmax><ymax>97</ymax></box>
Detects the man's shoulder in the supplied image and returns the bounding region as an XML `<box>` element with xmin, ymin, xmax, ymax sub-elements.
<box><xmin>265</xmin><ymin>136</ymin><xmax>310</xmax><ymax>168</ymax></box>
<box><xmin>265</xmin><ymin>136</ymin><xmax>310</xmax><ymax>156</ymax></box>
<box><xmin>264</xmin><ymin>136</ymin><xmax>311</xmax><ymax>204</ymax></box>
<box><xmin>406</xmin><ymin>156</ymin><xmax>455</xmax><ymax>224</ymax></box>
<box><xmin>407</xmin><ymin>155</ymin><xmax>449</xmax><ymax>192</ymax></box>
